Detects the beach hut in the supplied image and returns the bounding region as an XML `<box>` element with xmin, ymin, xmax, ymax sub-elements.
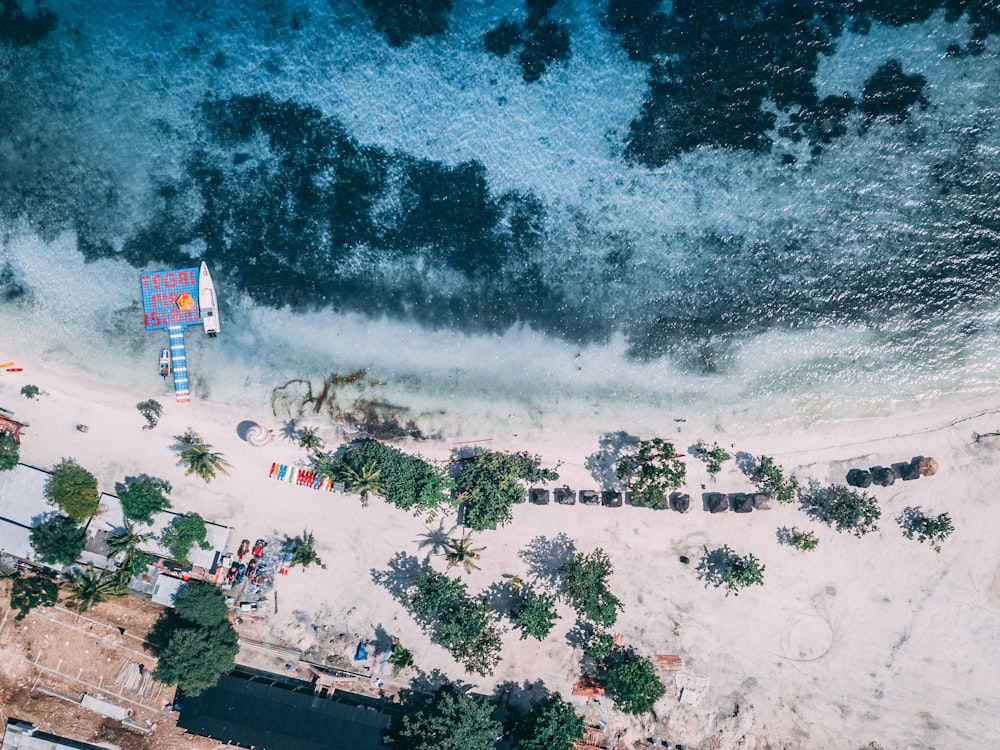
<box><xmin>846</xmin><ymin>468</ymin><xmax>872</xmax><ymax>488</ymax></box>
<box><xmin>705</xmin><ymin>492</ymin><xmax>728</xmax><ymax>513</ymax></box>
<box><xmin>730</xmin><ymin>493</ymin><xmax>753</xmax><ymax>513</ymax></box>
<box><xmin>529</xmin><ymin>488</ymin><xmax>550</xmax><ymax>505</ymax></box>
<box><xmin>0</xmin><ymin>413</ymin><xmax>25</xmax><ymax>443</ymax></box>
<box><xmin>671</xmin><ymin>492</ymin><xmax>691</xmax><ymax>513</ymax></box>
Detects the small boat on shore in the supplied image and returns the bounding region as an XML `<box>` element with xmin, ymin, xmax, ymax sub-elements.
<box><xmin>159</xmin><ymin>348</ymin><xmax>171</xmax><ymax>378</ymax></box>
<box><xmin>199</xmin><ymin>261</ymin><xmax>220</xmax><ymax>337</ymax></box>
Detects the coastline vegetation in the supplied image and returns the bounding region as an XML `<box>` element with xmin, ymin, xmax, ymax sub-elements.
<box><xmin>557</xmin><ymin>548</ymin><xmax>622</xmax><ymax>628</ymax></box>
<box><xmin>0</xmin><ymin>432</ymin><xmax>18</xmax><ymax>470</ymax></box>
<box><xmin>29</xmin><ymin>514</ymin><xmax>87</xmax><ymax>566</ymax></box>
<box><xmin>454</xmin><ymin>450</ymin><xmax>559</xmax><ymax>530</ymax></box>
<box><xmin>136</xmin><ymin>399</ymin><xmax>162</xmax><ymax>430</ymax></box>
<box><xmin>383</xmin><ymin>686</ymin><xmax>499</xmax><ymax>750</ymax></box>
<box><xmin>703</xmin><ymin>442</ymin><xmax>732</xmax><ymax>475</ymax></box>
<box><xmin>514</xmin><ymin>693</ymin><xmax>584</xmax><ymax>750</ymax></box>
<box><xmin>508</xmin><ymin>588</ymin><xmax>559</xmax><ymax>641</ymax></box>
<box><xmin>604</xmin><ymin>647</ymin><xmax>667</xmax><ymax>715</ymax></box>
<box><xmin>616</xmin><ymin>438</ymin><xmax>686</xmax><ymax>509</ymax></box>
<box><xmin>753</xmin><ymin>455</ymin><xmax>799</xmax><ymax>504</ymax></box>
<box><xmin>116</xmin><ymin>475</ymin><xmax>172</xmax><ymax>523</ymax></box>
<box><xmin>20</xmin><ymin>384</ymin><xmax>40</xmax><ymax>399</ymax></box>
<box><xmin>174</xmin><ymin>431</ymin><xmax>230</xmax><ymax>482</ymax></box>
<box><xmin>160</xmin><ymin>513</ymin><xmax>211</xmax><ymax>566</ymax></box>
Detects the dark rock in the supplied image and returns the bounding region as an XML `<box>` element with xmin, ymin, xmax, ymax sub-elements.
<box><xmin>554</xmin><ymin>487</ymin><xmax>576</xmax><ymax>505</ymax></box>
<box><xmin>602</xmin><ymin>491</ymin><xmax>622</xmax><ymax>507</ymax></box>
<box><xmin>671</xmin><ymin>492</ymin><xmax>691</xmax><ymax>513</ymax></box>
<box><xmin>751</xmin><ymin>493</ymin><xmax>772</xmax><ymax>510</ymax></box>
<box><xmin>731</xmin><ymin>493</ymin><xmax>754</xmax><ymax>513</ymax></box>
<box><xmin>705</xmin><ymin>492</ymin><xmax>728</xmax><ymax>513</ymax></box>
<box><xmin>846</xmin><ymin>468</ymin><xmax>872</xmax><ymax>488</ymax></box>
<box><xmin>579</xmin><ymin>490</ymin><xmax>600</xmax><ymax>505</ymax></box>
<box><xmin>529</xmin><ymin>488</ymin><xmax>550</xmax><ymax>505</ymax></box>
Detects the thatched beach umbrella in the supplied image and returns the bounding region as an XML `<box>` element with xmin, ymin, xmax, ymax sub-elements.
<box><xmin>917</xmin><ymin>456</ymin><xmax>938</xmax><ymax>476</ymax></box>
<box><xmin>731</xmin><ymin>493</ymin><xmax>753</xmax><ymax>513</ymax></box>
<box><xmin>672</xmin><ymin>493</ymin><xmax>691</xmax><ymax>513</ymax></box>
<box><xmin>751</xmin><ymin>493</ymin><xmax>773</xmax><ymax>510</ymax></box>
<box><xmin>900</xmin><ymin>461</ymin><xmax>920</xmax><ymax>481</ymax></box>
<box><xmin>871</xmin><ymin>466</ymin><xmax>896</xmax><ymax>487</ymax></box>
<box><xmin>705</xmin><ymin>492</ymin><xmax>728</xmax><ymax>513</ymax></box>
<box><xmin>846</xmin><ymin>468</ymin><xmax>872</xmax><ymax>488</ymax></box>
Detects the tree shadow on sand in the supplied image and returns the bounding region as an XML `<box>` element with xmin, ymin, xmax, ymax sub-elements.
<box><xmin>584</xmin><ymin>431</ymin><xmax>639</xmax><ymax>490</ymax></box>
<box><xmin>415</xmin><ymin>519</ymin><xmax>455</xmax><ymax>562</ymax></box>
<box><xmin>696</xmin><ymin>544</ymin><xmax>734</xmax><ymax>589</ymax></box>
<box><xmin>370</xmin><ymin>552</ymin><xmax>422</xmax><ymax>598</ymax></box>
<box><xmin>896</xmin><ymin>506</ymin><xmax>925</xmax><ymax>540</ymax></box>
<box><xmin>518</xmin><ymin>533</ymin><xmax>577</xmax><ymax>588</ymax></box>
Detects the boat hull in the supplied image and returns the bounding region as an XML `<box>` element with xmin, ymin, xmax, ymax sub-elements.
<box><xmin>199</xmin><ymin>261</ymin><xmax>221</xmax><ymax>336</ymax></box>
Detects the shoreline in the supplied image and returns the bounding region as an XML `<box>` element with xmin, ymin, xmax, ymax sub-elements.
<box><xmin>2</xmin><ymin>354</ymin><xmax>1000</xmax><ymax>747</ymax></box>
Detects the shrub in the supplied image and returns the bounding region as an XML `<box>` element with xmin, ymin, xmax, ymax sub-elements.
<box><xmin>915</xmin><ymin>511</ymin><xmax>954</xmax><ymax>550</ymax></box>
<box><xmin>790</xmin><ymin>528</ymin><xmax>819</xmax><ymax>551</ymax></box>
<box><xmin>174</xmin><ymin>581</ymin><xmax>230</xmax><ymax>628</ymax></box>
<box><xmin>20</xmin><ymin>384</ymin><xmax>40</xmax><ymax>399</ymax></box>
<box><xmin>508</xmin><ymin>588</ymin><xmax>559</xmax><ymax>640</ymax></box>
<box><xmin>0</xmin><ymin>432</ymin><xmax>18</xmax><ymax>471</ymax></box>
<box><xmin>153</xmin><ymin>623</ymin><xmax>238</xmax><ymax>696</ymax></box>
<box><xmin>455</xmin><ymin>450</ymin><xmax>558</xmax><ymax>530</ymax></box>
<box><xmin>616</xmin><ymin>438</ymin><xmax>686</xmax><ymax>508</ymax></box>
<box><xmin>582</xmin><ymin>629</ymin><xmax>614</xmax><ymax>661</ymax></box>
<box><xmin>160</xmin><ymin>514</ymin><xmax>210</xmax><ymax>565</ymax></box>
<box><xmin>44</xmin><ymin>459</ymin><xmax>99</xmax><ymax>522</ymax></box>
<box><xmin>825</xmin><ymin>486</ymin><xmax>881</xmax><ymax>537</ymax></box>
<box><xmin>384</xmin><ymin>686</ymin><xmax>500</xmax><ymax>750</ymax></box>
<box><xmin>388</xmin><ymin>643</ymin><xmax>414</xmax><ymax>674</ymax></box>
<box><xmin>558</xmin><ymin>548</ymin><xmax>622</xmax><ymax>627</ymax></box>
<box><xmin>29</xmin><ymin>514</ymin><xmax>87</xmax><ymax>565</ymax></box>
<box><xmin>717</xmin><ymin>551</ymin><xmax>765</xmax><ymax>596</ymax></box>
<box><xmin>704</xmin><ymin>442</ymin><xmax>732</xmax><ymax>475</ymax></box>
<box><xmin>605</xmin><ymin>648</ymin><xmax>666</xmax><ymax>715</ymax></box>
<box><xmin>515</xmin><ymin>693</ymin><xmax>584</xmax><ymax>750</ymax></box>
<box><xmin>753</xmin><ymin>455</ymin><xmax>799</xmax><ymax>503</ymax></box>
<box><xmin>10</xmin><ymin>575</ymin><xmax>59</xmax><ymax>620</ymax></box>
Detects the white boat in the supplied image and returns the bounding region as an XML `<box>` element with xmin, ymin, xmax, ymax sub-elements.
<box><xmin>199</xmin><ymin>261</ymin><xmax>221</xmax><ymax>337</ymax></box>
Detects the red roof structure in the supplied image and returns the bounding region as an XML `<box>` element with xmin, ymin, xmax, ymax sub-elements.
<box><xmin>0</xmin><ymin>414</ymin><xmax>25</xmax><ymax>443</ymax></box>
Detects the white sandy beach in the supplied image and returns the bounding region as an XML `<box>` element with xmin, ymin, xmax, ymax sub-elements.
<box><xmin>2</xmin><ymin>355</ymin><xmax>1000</xmax><ymax>749</ymax></box>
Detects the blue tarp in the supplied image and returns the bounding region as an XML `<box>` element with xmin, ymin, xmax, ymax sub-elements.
<box><xmin>354</xmin><ymin>643</ymin><xmax>368</xmax><ymax>661</ymax></box>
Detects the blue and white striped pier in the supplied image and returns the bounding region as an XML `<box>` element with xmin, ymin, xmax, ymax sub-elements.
<box><xmin>168</xmin><ymin>325</ymin><xmax>190</xmax><ymax>403</ymax></box>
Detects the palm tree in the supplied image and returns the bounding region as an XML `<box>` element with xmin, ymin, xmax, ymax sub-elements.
<box><xmin>105</xmin><ymin>518</ymin><xmax>152</xmax><ymax>557</ymax></box>
<box><xmin>67</xmin><ymin>568</ymin><xmax>123</xmax><ymax>613</ymax></box>
<box><xmin>339</xmin><ymin>460</ymin><xmax>384</xmax><ymax>507</ymax></box>
<box><xmin>441</xmin><ymin>532</ymin><xmax>486</xmax><ymax>574</ymax></box>
<box><xmin>175</xmin><ymin>431</ymin><xmax>231</xmax><ymax>482</ymax></box>
<box><xmin>297</xmin><ymin>427</ymin><xmax>324</xmax><ymax>453</ymax></box>
<box><xmin>288</xmin><ymin>531</ymin><xmax>326</xmax><ymax>569</ymax></box>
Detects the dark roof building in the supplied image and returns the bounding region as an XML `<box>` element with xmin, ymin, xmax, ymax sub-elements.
<box><xmin>177</xmin><ymin>671</ymin><xmax>393</xmax><ymax>750</ymax></box>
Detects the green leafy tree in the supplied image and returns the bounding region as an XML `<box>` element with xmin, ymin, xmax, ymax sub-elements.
<box><xmin>717</xmin><ymin>551</ymin><xmax>766</xmax><ymax>596</ymax></box>
<box><xmin>616</xmin><ymin>438</ymin><xmax>686</xmax><ymax>508</ymax></box>
<box><xmin>117</xmin><ymin>475</ymin><xmax>172</xmax><ymax>523</ymax></box>
<box><xmin>136</xmin><ymin>399</ymin><xmax>163</xmax><ymax>430</ymax></box>
<box><xmin>29</xmin><ymin>514</ymin><xmax>87</xmax><ymax>565</ymax></box>
<box><xmin>508</xmin><ymin>588</ymin><xmax>559</xmax><ymax>640</ymax></box>
<box><xmin>331</xmin><ymin>439</ymin><xmax>452</xmax><ymax>512</ymax></box>
<box><xmin>388</xmin><ymin>642</ymin><xmax>414</xmax><ymax>674</ymax></box>
<box><xmin>175</xmin><ymin>431</ymin><xmax>231</xmax><ymax>483</ymax></box>
<box><xmin>704</xmin><ymin>443</ymin><xmax>732</xmax><ymax>475</ymax></box>
<box><xmin>915</xmin><ymin>511</ymin><xmax>954</xmax><ymax>550</ymax></box>
<box><xmin>455</xmin><ymin>451</ymin><xmax>558</xmax><ymax>531</ymax></box>
<box><xmin>441</xmin><ymin>532</ymin><xmax>485</xmax><ymax>574</ymax></box>
<box><xmin>10</xmin><ymin>575</ymin><xmax>59</xmax><ymax>620</ymax></box>
<box><xmin>20</xmin><ymin>384</ymin><xmax>40</xmax><ymax>399</ymax></box>
<box><xmin>753</xmin><ymin>455</ymin><xmax>799</xmax><ymax>504</ymax></box>
<box><xmin>0</xmin><ymin>432</ymin><xmax>19</xmax><ymax>471</ymax></box>
<box><xmin>558</xmin><ymin>548</ymin><xmax>622</xmax><ymax>628</ymax></box>
<box><xmin>174</xmin><ymin>581</ymin><xmax>230</xmax><ymax>627</ymax></box>
<box><xmin>384</xmin><ymin>686</ymin><xmax>500</xmax><ymax>750</ymax></box>
<box><xmin>338</xmin><ymin>459</ymin><xmax>384</xmax><ymax>507</ymax></box>
<box><xmin>153</xmin><ymin>623</ymin><xmax>238</xmax><ymax>696</ymax></box>
<box><xmin>44</xmin><ymin>459</ymin><xmax>99</xmax><ymax>522</ymax></box>
<box><xmin>288</xmin><ymin>531</ymin><xmax>326</xmax><ymax>569</ymax></box>
<box><xmin>66</xmin><ymin>569</ymin><xmax>123</xmax><ymax>613</ymax></box>
<box><xmin>825</xmin><ymin>485</ymin><xmax>881</xmax><ymax>537</ymax></box>
<box><xmin>605</xmin><ymin>648</ymin><xmax>666</xmax><ymax>715</ymax></box>
<box><xmin>515</xmin><ymin>694</ymin><xmax>584</xmax><ymax>750</ymax></box>
<box><xmin>582</xmin><ymin>629</ymin><xmax>614</xmax><ymax>661</ymax></box>
<box><xmin>400</xmin><ymin>568</ymin><xmax>504</xmax><ymax>676</ymax></box>
<box><xmin>160</xmin><ymin>514</ymin><xmax>211</xmax><ymax>566</ymax></box>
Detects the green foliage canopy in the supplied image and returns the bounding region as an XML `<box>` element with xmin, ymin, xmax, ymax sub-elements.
<box><xmin>616</xmin><ymin>438</ymin><xmax>686</xmax><ymax>508</ymax></box>
<box><xmin>29</xmin><ymin>514</ymin><xmax>87</xmax><ymax>565</ymax></box>
<box><xmin>0</xmin><ymin>432</ymin><xmax>19</xmax><ymax>471</ymax></box>
<box><xmin>10</xmin><ymin>575</ymin><xmax>58</xmax><ymax>620</ymax></box>
<box><xmin>605</xmin><ymin>649</ymin><xmax>666</xmax><ymax>715</ymax></box>
<box><xmin>174</xmin><ymin>581</ymin><xmax>230</xmax><ymax>628</ymax></box>
<box><xmin>455</xmin><ymin>450</ymin><xmax>558</xmax><ymax>531</ymax></box>
<box><xmin>383</xmin><ymin>686</ymin><xmax>500</xmax><ymax>750</ymax></box>
<box><xmin>753</xmin><ymin>455</ymin><xmax>799</xmax><ymax>504</ymax></box>
<box><xmin>44</xmin><ymin>459</ymin><xmax>99</xmax><ymax>522</ymax></box>
<box><xmin>160</xmin><ymin>514</ymin><xmax>210</xmax><ymax>565</ymax></box>
<box><xmin>825</xmin><ymin>485</ymin><xmax>881</xmax><ymax>537</ymax></box>
<box><xmin>558</xmin><ymin>548</ymin><xmax>622</xmax><ymax>628</ymax></box>
<box><xmin>117</xmin><ymin>476</ymin><xmax>172</xmax><ymax>523</ymax></box>
<box><xmin>916</xmin><ymin>512</ymin><xmax>954</xmax><ymax>546</ymax></box>
<box><xmin>508</xmin><ymin>588</ymin><xmax>559</xmax><ymax>640</ymax></box>
<box><xmin>515</xmin><ymin>694</ymin><xmax>584</xmax><ymax>750</ymax></box>
<box><xmin>332</xmin><ymin>439</ymin><xmax>452</xmax><ymax>511</ymax></box>
<box><xmin>153</xmin><ymin>623</ymin><xmax>238</xmax><ymax>696</ymax></box>
<box><xmin>718</xmin><ymin>551</ymin><xmax>766</xmax><ymax>596</ymax></box>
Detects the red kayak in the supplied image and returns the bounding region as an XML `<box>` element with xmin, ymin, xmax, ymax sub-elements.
<box><xmin>6</xmin><ymin>368</ymin><xmax>22</xmax><ymax>372</ymax></box>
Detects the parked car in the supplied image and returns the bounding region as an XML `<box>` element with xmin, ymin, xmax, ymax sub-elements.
<box><xmin>234</xmin><ymin>563</ymin><xmax>247</xmax><ymax>585</ymax></box>
<box><xmin>245</xmin><ymin>558</ymin><xmax>258</xmax><ymax>580</ymax></box>
<box><xmin>253</xmin><ymin>539</ymin><xmax>267</xmax><ymax>557</ymax></box>
<box><xmin>226</xmin><ymin>563</ymin><xmax>240</xmax><ymax>584</ymax></box>
<box><xmin>237</xmin><ymin>539</ymin><xmax>250</xmax><ymax>559</ymax></box>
